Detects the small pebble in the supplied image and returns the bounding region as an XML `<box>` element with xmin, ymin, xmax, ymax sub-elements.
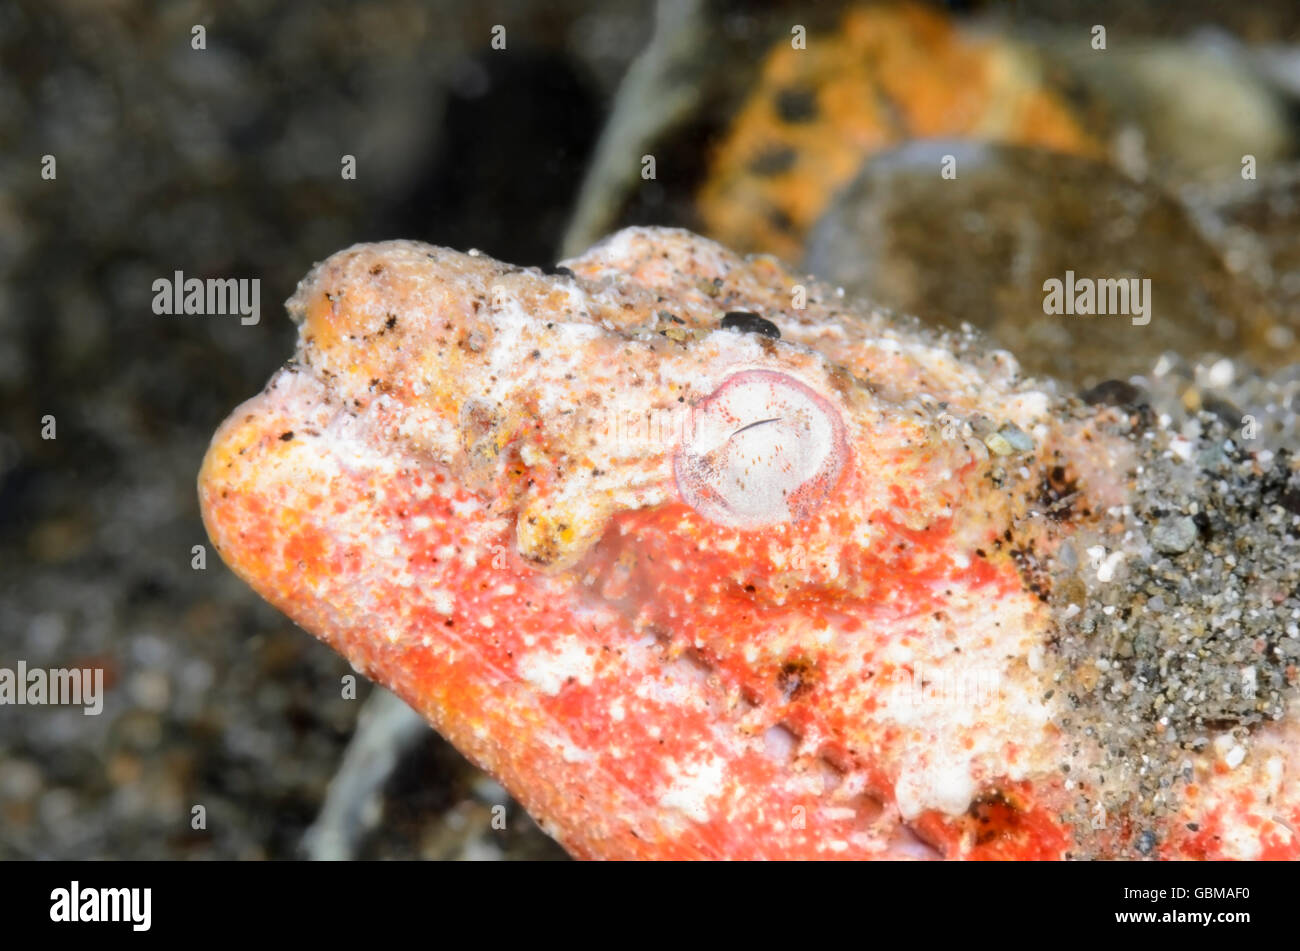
<box><xmin>1134</xmin><ymin>830</ymin><xmax>1157</xmax><ymax>855</ymax></box>
<box><xmin>998</xmin><ymin>424</ymin><xmax>1034</xmax><ymax>452</ymax></box>
<box><xmin>984</xmin><ymin>432</ymin><xmax>1013</xmax><ymax>456</ymax></box>
<box><xmin>1150</xmin><ymin>516</ymin><xmax>1198</xmax><ymax>555</ymax></box>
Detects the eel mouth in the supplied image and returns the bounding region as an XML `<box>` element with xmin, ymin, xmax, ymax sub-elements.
<box><xmin>673</xmin><ymin>369</ymin><xmax>848</xmax><ymax>529</ymax></box>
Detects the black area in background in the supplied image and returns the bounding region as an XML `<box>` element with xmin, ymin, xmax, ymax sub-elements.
<box><xmin>385</xmin><ymin>49</ymin><xmax>602</xmax><ymax>267</ymax></box>
<box><xmin>2</xmin><ymin>859</ymin><xmax>1284</xmax><ymax>939</ymax></box>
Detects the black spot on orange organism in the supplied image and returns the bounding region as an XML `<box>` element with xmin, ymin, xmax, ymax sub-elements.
<box><xmin>767</xmin><ymin>205</ymin><xmax>797</xmax><ymax>234</ymax></box>
<box><xmin>1009</xmin><ymin>540</ymin><xmax>1052</xmax><ymax>603</ymax></box>
<box><xmin>966</xmin><ymin>790</ymin><xmax>1024</xmax><ymax>846</ymax></box>
<box><xmin>369</xmin><ymin>264</ymin><xmax>385</xmax><ymax>276</ymax></box>
<box><xmin>777</xmin><ymin>657</ymin><xmax>816</xmax><ymax>703</ymax></box>
<box><xmin>749</xmin><ymin>145</ymin><xmax>798</xmax><ymax>176</ymax></box>
<box><xmin>774</xmin><ymin>86</ymin><xmax>819</xmax><ymax>123</ymax></box>
<box><xmin>1038</xmin><ymin>464</ymin><xmax>1080</xmax><ymax>522</ymax></box>
<box><xmin>385</xmin><ymin>314</ymin><xmax>397</xmax><ymax>331</ymax></box>
<box><xmin>279</xmin><ymin>431</ymin><xmax>294</xmax><ymax>441</ymax></box>
<box><xmin>721</xmin><ymin>311</ymin><xmax>780</xmax><ymax>339</ymax></box>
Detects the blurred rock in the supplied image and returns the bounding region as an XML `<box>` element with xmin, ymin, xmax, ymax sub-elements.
<box><xmin>1029</xmin><ymin>32</ymin><xmax>1295</xmax><ymax>186</ymax></box>
<box><xmin>805</xmin><ymin>142</ymin><xmax>1289</xmax><ymax>385</ymax></box>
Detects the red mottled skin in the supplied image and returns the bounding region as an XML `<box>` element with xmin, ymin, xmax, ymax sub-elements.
<box><xmin>199</xmin><ymin>228</ymin><xmax>1300</xmax><ymax>860</ymax></box>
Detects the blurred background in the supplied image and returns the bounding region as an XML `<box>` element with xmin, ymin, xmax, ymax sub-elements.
<box><xmin>2</xmin><ymin>0</ymin><xmax>1298</xmax><ymax>859</ymax></box>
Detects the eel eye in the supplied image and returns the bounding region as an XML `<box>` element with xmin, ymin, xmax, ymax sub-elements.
<box><xmin>673</xmin><ymin>370</ymin><xmax>847</xmax><ymax>529</ymax></box>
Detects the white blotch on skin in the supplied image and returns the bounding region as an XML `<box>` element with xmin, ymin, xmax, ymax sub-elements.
<box><xmin>659</xmin><ymin>754</ymin><xmax>728</xmax><ymax>824</ymax></box>
<box><xmin>517</xmin><ymin>636</ymin><xmax>597</xmax><ymax>695</ymax></box>
<box><xmin>894</xmin><ymin>759</ymin><xmax>977</xmax><ymax>821</ymax></box>
<box><xmin>431</xmin><ymin>589</ymin><xmax>455</xmax><ymax>615</ymax></box>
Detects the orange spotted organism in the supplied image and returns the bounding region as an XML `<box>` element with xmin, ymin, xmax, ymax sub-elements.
<box><xmin>696</xmin><ymin>2</ymin><xmax>1101</xmax><ymax>261</ymax></box>
<box><xmin>200</xmin><ymin>228</ymin><xmax>1300</xmax><ymax>859</ymax></box>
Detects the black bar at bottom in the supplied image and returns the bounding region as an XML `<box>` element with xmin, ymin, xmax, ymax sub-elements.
<box><xmin>0</xmin><ymin>859</ymin><xmax>1282</xmax><ymax>939</ymax></box>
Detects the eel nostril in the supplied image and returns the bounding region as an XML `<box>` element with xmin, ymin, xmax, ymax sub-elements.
<box><xmin>674</xmin><ymin>370</ymin><xmax>847</xmax><ymax>529</ymax></box>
